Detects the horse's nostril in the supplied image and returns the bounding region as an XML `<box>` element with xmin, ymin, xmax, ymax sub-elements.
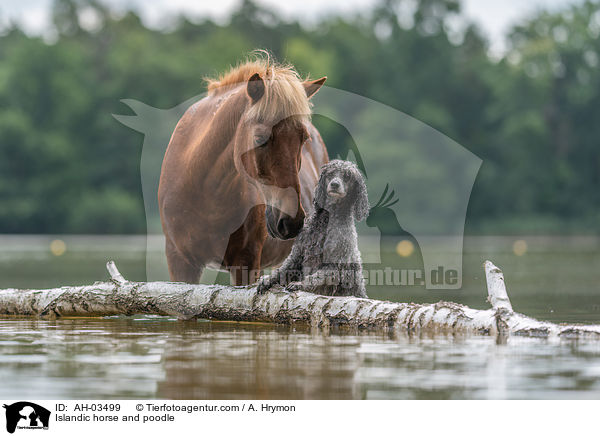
<box><xmin>277</xmin><ymin>218</ymin><xmax>288</xmax><ymax>236</ymax></box>
<box><xmin>276</xmin><ymin>216</ymin><xmax>302</xmax><ymax>239</ymax></box>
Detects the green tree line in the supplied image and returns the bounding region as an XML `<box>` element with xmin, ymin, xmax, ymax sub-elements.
<box><xmin>0</xmin><ymin>0</ymin><xmax>599</xmax><ymax>234</ymax></box>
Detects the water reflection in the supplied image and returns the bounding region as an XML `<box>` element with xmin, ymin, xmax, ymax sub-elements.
<box><xmin>1</xmin><ymin>316</ymin><xmax>600</xmax><ymax>400</ymax></box>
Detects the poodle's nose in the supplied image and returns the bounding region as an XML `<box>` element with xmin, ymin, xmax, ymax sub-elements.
<box><xmin>330</xmin><ymin>180</ymin><xmax>340</xmax><ymax>190</ymax></box>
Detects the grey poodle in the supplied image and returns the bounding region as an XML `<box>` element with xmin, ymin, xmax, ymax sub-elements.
<box><xmin>257</xmin><ymin>160</ymin><xmax>369</xmax><ymax>297</ymax></box>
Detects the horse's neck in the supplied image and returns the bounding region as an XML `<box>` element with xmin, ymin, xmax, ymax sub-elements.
<box><xmin>187</xmin><ymin>90</ymin><xmax>248</xmax><ymax>196</ymax></box>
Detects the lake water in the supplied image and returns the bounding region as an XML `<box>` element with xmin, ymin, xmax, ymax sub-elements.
<box><xmin>0</xmin><ymin>235</ymin><xmax>599</xmax><ymax>399</ymax></box>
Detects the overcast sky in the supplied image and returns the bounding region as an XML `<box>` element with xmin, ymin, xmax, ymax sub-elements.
<box><xmin>0</xmin><ymin>0</ymin><xmax>581</xmax><ymax>55</ymax></box>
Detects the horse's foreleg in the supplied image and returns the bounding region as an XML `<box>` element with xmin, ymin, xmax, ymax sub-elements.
<box><xmin>229</xmin><ymin>247</ymin><xmax>262</xmax><ymax>286</ymax></box>
<box><xmin>165</xmin><ymin>238</ymin><xmax>203</xmax><ymax>284</ymax></box>
<box><xmin>223</xmin><ymin>206</ymin><xmax>267</xmax><ymax>286</ymax></box>
<box><xmin>224</xmin><ymin>235</ymin><xmax>263</xmax><ymax>286</ymax></box>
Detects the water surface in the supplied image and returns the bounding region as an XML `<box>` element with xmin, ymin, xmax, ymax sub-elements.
<box><xmin>2</xmin><ymin>317</ymin><xmax>600</xmax><ymax>399</ymax></box>
<box><xmin>0</xmin><ymin>235</ymin><xmax>599</xmax><ymax>399</ymax></box>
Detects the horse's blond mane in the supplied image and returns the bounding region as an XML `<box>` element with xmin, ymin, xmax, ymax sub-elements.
<box><xmin>205</xmin><ymin>53</ymin><xmax>312</xmax><ymax>122</ymax></box>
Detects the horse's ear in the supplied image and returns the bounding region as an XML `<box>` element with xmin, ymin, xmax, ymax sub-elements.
<box><xmin>247</xmin><ymin>73</ymin><xmax>265</xmax><ymax>103</ymax></box>
<box><xmin>304</xmin><ymin>77</ymin><xmax>326</xmax><ymax>99</ymax></box>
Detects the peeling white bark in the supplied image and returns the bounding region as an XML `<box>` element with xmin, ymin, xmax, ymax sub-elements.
<box><xmin>0</xmin><ymin>260</ymin><xmax>598</xmax><ymax>339</ymax></box>
<box><xmin>485</xmin><ymin>260</ymin><xmax>513</xmax><ymax>312</ymax></box>
<box><xmin>484</xmin><ymin>260</ymin><xmax>600</xmax><ymax>339</ymax></box>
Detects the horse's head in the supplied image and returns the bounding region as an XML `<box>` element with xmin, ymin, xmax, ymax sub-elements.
<box><xmin>233</xmin><ymin>69</ymin><xmax>326</xmax><ymax>240</ymax></box>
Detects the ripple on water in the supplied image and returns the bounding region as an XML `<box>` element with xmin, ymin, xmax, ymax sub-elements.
<box><xmin>1</xmin><ymin>316</ymin><xmax>600</xmax><ymax>399</ymax></box>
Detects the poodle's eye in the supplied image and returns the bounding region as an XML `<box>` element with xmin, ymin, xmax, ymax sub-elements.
<box><xmin>254</xmin><ymin>134</ymin><xmax>270</xmax><ymax>147</ymax></box>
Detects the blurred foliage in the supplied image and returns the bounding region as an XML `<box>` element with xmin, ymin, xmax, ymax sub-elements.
<box><xmin>0</xmin><ymin>0</ymin><xmax>599</xmax><ymax>234</ymax></box>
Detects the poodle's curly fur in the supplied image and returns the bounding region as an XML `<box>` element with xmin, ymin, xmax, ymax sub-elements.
<box><xmin>257</xmin><ymin>160</ymin><xmax>369</xmax><ymax>297</ymax></box>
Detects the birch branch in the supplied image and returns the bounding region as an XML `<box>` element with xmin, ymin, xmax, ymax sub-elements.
<box><xmin>484</xmin><ymin>260</ymin><xmax>600</xmax><ymax>339</ymax></box>
<box><xmin>0</xmin><ymin>260</ymin><xmax>598</xmax><ymax>339</ymax></box>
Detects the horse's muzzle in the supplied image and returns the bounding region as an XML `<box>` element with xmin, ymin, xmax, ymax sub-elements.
<box><xmin>265</xmin><ymin>206</ymin><xmax>304</xmax><ymax>240</ymax></box>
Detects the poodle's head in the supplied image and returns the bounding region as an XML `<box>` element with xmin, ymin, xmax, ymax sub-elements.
<box><xmin>315</xmin><ymin>160</ymin><xmax>369</xmax><ymax>221</ymax></box>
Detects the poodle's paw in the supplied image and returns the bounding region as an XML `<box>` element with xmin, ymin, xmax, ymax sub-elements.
<box><xmin>256</xmin><ymin>276</ymin><xmax>273</xmax><ymax>294</ymax></box>
<box><xmin>285</xmin><ymin>281</ymin><xmax>303</xmax><ymax>292</ymax></box>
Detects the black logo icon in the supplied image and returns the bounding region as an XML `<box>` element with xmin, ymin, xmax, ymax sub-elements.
<box><xmin>3</xmin><ymin>402</ymin><xmax>50</xmax><ymax>434</ymax></box>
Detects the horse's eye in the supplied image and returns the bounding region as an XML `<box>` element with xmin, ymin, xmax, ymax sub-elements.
<box><xmin>254</xmin><ymin>135</ymin><xmax>269</xmax><ymax>147</ymax></box>
<box><xmin>300</xmin><ymin>129</ymin><xmax>309</xmax><ymax>143</ymax></box>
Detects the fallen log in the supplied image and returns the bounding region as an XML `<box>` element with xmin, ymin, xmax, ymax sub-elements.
<box><xmin>0</xmin><ymin>260</ymin><xmax>599</xmax><ymax>339</ymax></box>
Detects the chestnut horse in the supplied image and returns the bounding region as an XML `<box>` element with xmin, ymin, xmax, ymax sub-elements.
<box><xmin>158</xmin><ymin>58</ymin><xmax>328</xmax><ymax>284</ymax></box>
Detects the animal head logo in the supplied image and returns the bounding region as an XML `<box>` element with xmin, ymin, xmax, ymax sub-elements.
<box><xmin>115</xmin><ymin>83</ymin><xmax>481</xmax><ymax>288</ymax></box>
<box><xmin>3</xmin><ymin>402</ymin><xmax>50</xmax><ymax>434</ymax></box>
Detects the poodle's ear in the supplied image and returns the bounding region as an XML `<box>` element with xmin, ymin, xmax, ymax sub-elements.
<box><xmin>314</xmin><ymin>165</ymin><xmax>330</xmax><ymax>209</ymax></box>
<box><xmin>352</xmin><ymin>170</ymin><xmax>370</xmax><ymax>221</ymax></box>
